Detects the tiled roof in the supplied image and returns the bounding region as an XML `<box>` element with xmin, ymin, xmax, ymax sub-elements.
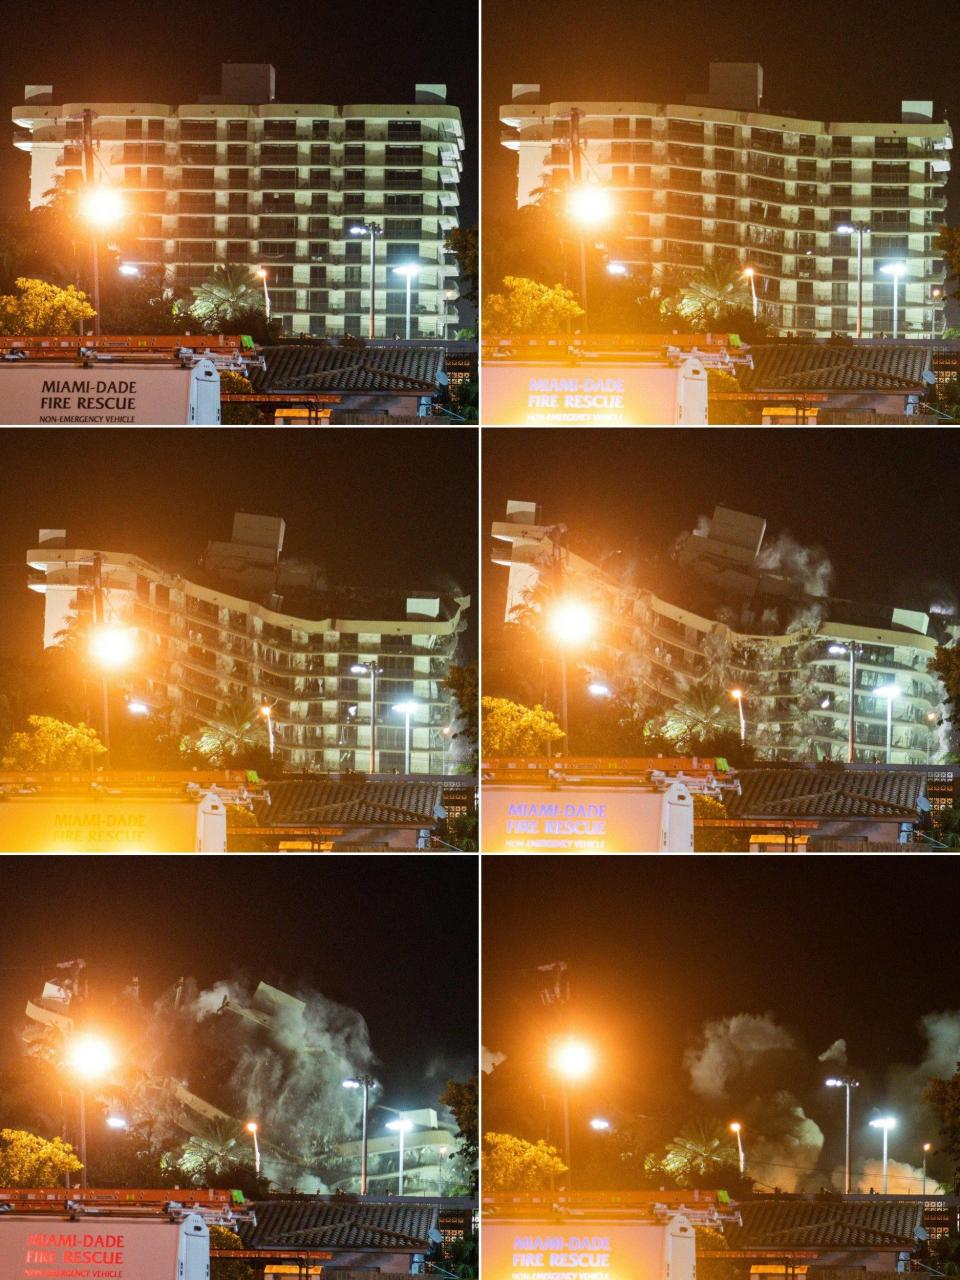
<box><xmin>254</xmin><ymin>779</ymin><xmax>445</xmax><ymax>828</ymax></box>
<box><xmin>252</xmin><ymin>346</ymin><xmax>444</xmax><ymax>393</ymax></box>
<box><xmin>240</xmin><ymin>1199</ymin><xmax>437</xmax><ymax>1251</ymax></box>
<box><xmin>729</xmin><ymin>1199</ymin><xmax>923</xmax><ymax>1249</ymax></box>
<box><xmin>740</xmin><ymin>345</ymin><xmax>932</xmax><ymax>392</ymax></box>
<box><xmin>725</xmin><ymin>769</ymin><xmax>924</xmax><ymax>819</ymax></box>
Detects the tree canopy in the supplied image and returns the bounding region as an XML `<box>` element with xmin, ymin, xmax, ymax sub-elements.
<box><xmin>0</xmin><ymin>277</ymin><xmax>96</xmax><ymax>335</ymax></box>
<box><xmin>481</xmin><ymin>697</ymin><xmax>565</xmax><ymax>757</ymax></box>
<box><xmin>0</xmin><ymin>1128</ymin><xmax>83</xmax><ymax>1186</ymax></box>
<box><xmin>2</xmin><ymin>715</ymin><xmax>106</xmax><ymax>770</ymax></box>
<box><xmin>482</xmin><ymin>1132</ymin><xmax>567</xmax><ymax>1191</ymax></box>
<box><xmin>485</xmin><ymin>275</ymin><xmax>584</xmax><ymax>335</ymax></box>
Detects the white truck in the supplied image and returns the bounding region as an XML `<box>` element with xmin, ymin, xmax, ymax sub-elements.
<box><xmin>482</xmin><ymin>355</ymin><xmax>708</xmax><ymax>425</ymax></box>
<box><xmin>0</xmin><ymin>1212</ymin><xmax>210</xmax><ymax>1280</ymax></box>
<box><xmin>483</xmin><ymin>1210</ymin><xmax>697</xmax><ymax>1280</ymax></box>
<box><xmin>481</xmin><ymin>775</ymin><xmax>696</xmax><ymax>853</ymax></box>
<box><xmin>0</xmin><ymin>788</ymin><xmax>228</xmax><ymax>853</ymax></box>
<box><xmin>0</xmin><ymin>360</ymin><xmax>221</xmax><ymax>425</ymax></box>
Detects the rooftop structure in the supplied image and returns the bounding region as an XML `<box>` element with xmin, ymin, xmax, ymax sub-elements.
<box><xmin>501</xmin><ymin>64</ymin><xmax>952</xmax><ymax>340</ymax></box>
<box><xmin>13</xmin><ymin>65</ymin><xmax>464</xmax><ymax>339</ymax></box>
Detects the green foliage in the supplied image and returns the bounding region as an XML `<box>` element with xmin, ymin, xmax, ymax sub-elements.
<box><xmin>2</xmin><ymin>715</ymin><xmax>106</xmax><ymax>770</ymax></box>
<box><xmin>926</xmin><ymin>1069</ymin><xmax>960</xmax><ymax>1175</ymax></box>
<box><xmin>931</xmin><ymin>647</ymin><xmax>960</xmax><ymax>724</ymax></box>
<box><xmin>481</xmin><ymin>696</ymin><xmax>564</xmax><ymax>757</ymax></box>
<box><xmin>935</xmin><ymin>226</ymin><xmax>960</xmax><ymax>299</ymax></box>
<box><xmin>441</xmin><ymin>1077</ymin><xmax>479</xmax><ymax>1166</ymax></box>
<box><xmin>708</xmin><ymin>368</ymin><xmax>756</xmax><ymax>425</ymax></box>
<box><xmin>219</xmin><ymin>368</ymin><xmax>266</xmax><ymax>425</ymax></box>
<box><xmin>0</xmin><ymin>276</ymin><xmax>96</xmax><ymax>335</ymax></box>
<box><xmin>226</xmin><ymin>803</ymin><xmax>270</xmax><ymax>853</ymax></box>
<box><xmin>482</xmin><ymin>1131</ymin><xmax>567</xmax><ymax>1191</ymax></box>
<box><xmin>209</xmin><ymin>1225</ymin><xmax>256</xmax><ymax>1280</ymax></box>
<box><xmin>672</xmin><ymin>262</ymin><xmax>751</xmax><ymax>325</ymax></box>
<box><xmin>190</xmin><ymin>264</ymin><xmax>265</xmax><ymax>324</ymax></box>
<box><xmin>694</xmin><ymin>793</ymin><xmax>746</xmax><ymax>852</ymax></box>
<box><xmin>445</xmin><ymin>226</ymin><xmax>479</xmax><ymax>305</ymax></box>
<box><xmin>662</xmin><ymin>1120</ymin><xmax>739</xmax><ymax>1184</ymax></box>
<box><xmin>445</xmin><ymin>663</ymin><xmax>479</xmax><ymax>755</ymax></box>
<box><xmin>485</xmin><ymin>275</ymin><xmax>584</xmax><ymax>335</ymax></box>
<box><xmin>173</xmin><ymin>1119</ymin><xmax>252</xmax><ymax>1182</ymax></box>
<box><xmin>0</xmin><ymin>1128</ymin><xmax>83</xmax><ymax>1186</ymax></box>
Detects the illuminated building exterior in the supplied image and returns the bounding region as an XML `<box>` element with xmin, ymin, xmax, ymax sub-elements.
<box><xmin>333</xmin><ymin>1108</ymin><xmax>459</xmax><ymax>1196</ymax></box>
<box><xmin>13</xmin><ymin>64</ymin><xmax>463</xmax><ymax>338</ymax></box>
<box><xmin>501</xmin><ymin>63</ymin><xmax>952</xmax><ymax>339</ymax></box>
<box><xmin>28</xmin><ymin>513</ymin><xmax>469</xmax><ymax>774</ymax></box>
<box><xmin>492</xmin><ymin>500</ymin><xmax>953</xmax><ymax>764</ymax></box>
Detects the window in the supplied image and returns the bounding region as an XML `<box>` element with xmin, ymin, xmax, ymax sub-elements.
<box><xmin>311</xmin><ymin>119</ymin><xmax>330</xmax><ymax>140</ymax></box>
<box><xmin>344</xmin><ymin>290</ymin><xmax>362</xmax><ymax>313</ymax></box>
<box><xmin>385</xmin><ymin>242</ymin><xmax>419</xmax><ymax>262</ymax></box>
<box><xmin>263</xmin><ymin>120</ymin><xmax>298</xmax><ymax>141</ymax></box>
<box><xmin>227</xmin><ymin>121</ymin><xmax>248</xmax><ymax>140</ymax></box>
<box><xmin>345</xmin><ymin>119</ymin><xmax>366</xmax><ymax>139</ymax></box>
<box><xmin>613</xmin><ymin>117</ymin><xmax>630</xmax><ymax>137</ymax></box>
<box><xmin>147</xmin><ymin>119</ymin><xmax>165</xmax><ymax>141</ymax></box>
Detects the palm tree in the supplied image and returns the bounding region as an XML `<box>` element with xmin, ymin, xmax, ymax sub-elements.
<box><xmin>660</xmin><ymin>680</ymin><xmax>738</xmax><ymax>746</ymax></box>
<box><xmin>674</xmin><ymin>261</ymin><xmax>751</xmax><ymax>325</ymax></box>
<box><xmin>176</xmin><ymin>1119</ymin><xmax>250</xmax><ymax>1180</ymax></box>
<box><xmin>663</xmin><ymin>1120</ymin><xmax>738</xmax><ymax>1180</ymax></box>
<box><xmin>190</xmin><ymin>264</ymin><xmax>264</xmax><ymax>323</ymax></box>
<box><xmin>185</xmin><ymin>702</ymin><xmax>268</xmax><ymax>764</ymax></box>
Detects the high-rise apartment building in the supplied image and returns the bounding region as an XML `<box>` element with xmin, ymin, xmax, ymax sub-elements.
<box><xmin>501</xmin><ymin>63</ymin><xmax>952</xmax><ymax>339</ymax></box>
<box><xmin>28</xmin><ymin>513</ymin><xmax>470</xmax><ymax>775</ymax></box>
<box><xmin>492</xmin><ymin>500</ymin><xmax>950</xmax><ymax>764</ymax></box>
<box><xmin>13</xmin><ymin>64</ymin><xmax>464</xmax><ymax>338</ymax></box>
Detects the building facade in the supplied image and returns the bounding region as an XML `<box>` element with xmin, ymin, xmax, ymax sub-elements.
<box><xmin>333</xmin><ymin>1109</ymin><xmax>460</xmax><ymax>1197</ymax></box>
<box><xmin>13</xmin><ymin>64</ymin><xmax>463</xmax><ymax>338</ymax></box>
<box><xmin>28</xmin><ymin>513</ymin><xmax>470</xmax><ymax>775</ymax></box>
<box><xmin>492</xmin><ymin>500</ymin><xmax>952</xmax><ymax>764</ymax></box>
<box><xmin>501</xmin><ymin>63</ymin><xmax>952</xmax><ymax>339</ymax></box>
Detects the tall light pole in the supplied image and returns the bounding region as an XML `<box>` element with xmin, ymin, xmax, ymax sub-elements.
<box><xmin>730</xmin><ymin>1122</ymin><xmax>745</xmax><ymax>1174</ymax></box>
<box><xmin>881</xmin><ymin>262</ymin><xmax>908</xmax><ymax>339</ymax></box>
<box><xmin>77</xmin><ymin>109</ymin><xmax>125</xmax><ymax>336</ymax></box>
<box><xmin>392</xmin><ymin>263</ymin><xmax>419</xmax><ymax>339</ymax></box>
<box><xmin>566</xmin><ymin>109</ymin><xmax>612</xmax><ymax>329</ymax></box>
<box><xmin>730</xmin><ymin>688</ymin><xmax>746</xmax><ymax>745</ymax></box>
<box><xmin>836</xmin><ymin>223</ymin><xmax>870</xmax><ymax>339</ymax></box>
<box><xmin>351</xmin><ymin>662</ymin><xmax>383</xmax><ymax>774</ymax></box>
<box><xmin>245</xmin><ymin>1122</ymin><xmax>261</xmax><ymax>1175</ymax></box>
<box><xmin>66</xmin><ymin>1033</ymin><xmax>116</xmax><ymax>1190</ymax></box>
<box><xmin>825</xmin><ymin>1077</ymin><xmax>859</xmax><ymax>1194</ymax></box>
<box><xmin>874</xmin><ymin>684</ymin><xmax>901</xmax><ymax>764</ymax></box>
<box><xmin>256</xmin><ymin>267</ymin><xmax>272</xmax><ymax>319</ymax></box>
<box><xmin>343</xmin><ymin>1075</ymin><xmax>376</xmax><ymax>1194</ymax></box>
<box><xmin>923</xmin><ymin>1142</ymin><xmax>932</xmax><ymax>1201</ymax></box>
<box><xmin>870</xmin><ymin>1115</ymin><xmax>896</xmax><ymax>1194</ymax></box>
<box><xmin>386</xmin><ymin>1118</ymin><xmax>414</xmax><ymax>1196</ymax></box>
<box><xmin>550</xmin><ymin>1036</ymin><xmax>596</xmax><ymax>1190</ymax></box>
<box><xmin>392</xmin><ymin>701</ymin><xmax>419</xmax><ymax>775</ymax></box>
<box><xmin>743</xmin><ymin>268</ymin><xmax>759</xmax><ymax>320</ymax></box>
<box><xmin>349</xmin><ymin>222</ymin><xmax>383</xmax><ymax>339</ymax></box>
<box><xmin>260</xmin><ymin>701</ymin><xmax>275</xmax><ymax>757</ymax></box>
<box><xmin>547</xmin><ymin>599</ymin><xmax>597</xmax><ymax>743</ymax></box>
<box><xmin>437</xmin><ymin>1144</ymin><xmax>448</xmax><ymax>1196</ymax></box>
<box><xmin>88</xmin><ymin>615</ymin><xmax>137</xmax><ymax>770</ymax></box>
<box><xmin>828</xmin><ymin>643</ymin><xmax>862</xmax><ymax>763</ymax></box>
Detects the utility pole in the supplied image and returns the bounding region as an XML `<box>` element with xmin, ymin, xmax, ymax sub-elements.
<box><xmin>569</xmin><ymin>109</ymin><xmax>588</xmax><ymax>323</ymax></box>
<box><xmin>92</xmin><ymin>554</ymin><xmax>110</xmax><ymax>764</ymax></box>
<box><xmin>81</xmin><ymin>109</ymin><xmax>101</xmax><ymax>336</ymax></box>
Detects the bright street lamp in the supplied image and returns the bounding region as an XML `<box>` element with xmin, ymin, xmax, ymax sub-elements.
<box><xmin>880</xmin><ymin>262</ymin><xmax>908</xmax><ymax>339</ymax></box>
<box><xmin>66</xmin><ymin>1034</ymin><xmax>116</xmax><ymax>1190</ymax></box>
<box><xmin>828</xmin><ymin>643</ymin><xmax>862</xmax><ymax>762</ymax></box>
<box><xmin>869</xmin><ymin>1115</ymin><xmax>896</xmax><ymax>1193</ymax></box>
<box><xmin>589</xmin><ymin>1117</ymin><xmax>611</xmax><ymax>1132</ymax></box>
<box><xmin>349</xmin><ymin>221</ymin><xmax>383</xmax><ymax>338</ymax></box>
<box><xmin>385</xmin><ymin>1118</ymin><xmax>414</xmax><ymax>1196</ymax></box>
<box><xmin>742</xmin><ymin>267</ymin><xmax>758</xmax><ymax>319</ymax></box>
<box><xmin>588</xmin><ymin>682</ymin><xmax>612</xmax><ymax>698</ymax></box>
<box><xmin>343</xmin><ymin>1075</ymin><xmax>376</xmax><ymax>1194</ymax></box>
<box><xmin>260</xmin><ymin>701</ymin><xmax>275</xmax><ymax>758</ymax></box>
<box><xmin>256</xmin><ymin>267</ymin><xmax>272</xmax><ymax>319</ymax></box>
<box><xmin>923</xmin><ymin>1142</ymin><xmax>932</xmax><ymax>1198</ymax></box>
<box><xmin>606</xmin><ymin>262</ymin><xmax>628</xmax><ymax>276</ymax></box>
<box><xmin>730</xmin><ymin>688</ymin><xmax>746</xmax><ymax>745</ymax></box>
<box><xmin>825</xmin><ymin>1076</ymin><xmax>860</xmax><ymax>1193</ymax></box>
<box><xmin>550</xmin><ymin>1036</ymin><xmax>596</xmax><ymax>1190</ymax></box>
<box><xmin>874</xmin><ymin>684</ymin><xmax>901</xmax><ymax>763</ymax></box>
<box><xmin>127</xmin><ymin>699</ymin><xmax>149</xmax><ymax>716</ymax></box>
<box><xmin>79</xmin><ymin>185</ymin><xmax>125</xmax><ymax>338</ymax></box>
<box><xmin>105</xmin><ymin>1115</ymin><xmax>128</xmax><ymax>1130</ymax></box>
<box><xmin>118</xmin><ymin>263</ymin><xmax>140</xmax><ymax>277</ymax></box>
<box><xmin>392</xmin><ymin>263</ymin><xmax>420</xmax><ymax>339</ymax></box>
<box><xmin>89</xmin><ymin>626</ymin><xmax>137</xmax><ymax>670</ymax></box>
<box><xmin>548</xmin><ymin>600</ymin><xmax>597</xmax><ymax>742</ymax></box>
<box><xmin>836</xmin><ymin>223</ymin><xmax>870</xmax><ymax>338</ymax></box>
<box><xmin>729</xmin><ymin>1122</ymin><xmax>745</xmax><ymax>1174</ymax></box>
<box><xmin>392</xmin><ymin>701</ymin><xmax>419</xmax><ymax>775</ymax></box>
<box><xmin>567</xmin><ymin>184</ymin><xmax>613</xmax><ymax>228</ymax></box>
<box><xmin>245</xmin><ymin>1121</ymin><xmax>261</xmax><ymax>1175</ymax></box>
<box><xmin>351</xmin><ymin>662</ymin><xmax>383</xmax><ymax>773</ymax></box>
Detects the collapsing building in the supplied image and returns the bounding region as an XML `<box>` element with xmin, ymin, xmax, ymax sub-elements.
<box><xmin>492</xmin><ymin>500</ymin><xmax>957</xmax><ymax>763</ymax></box>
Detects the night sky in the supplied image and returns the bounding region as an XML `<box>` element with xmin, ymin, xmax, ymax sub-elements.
<box><xmin>0</xmin><ymin>854</ymin><xmax>478</xmax><ymax>1108</ymax></box>
<box><xmin>483</xmin><ymin>856</ymin><xmax>957</xmax><ymax>1187</ymax></box>
<box><xmin>482</xmin><ymin>427</ymin><xmax>960</xmax><ymax>659</ymax></box>
<box><xmin>0</xmin><ymin>0</ymin><xmax>478</xmax><ymax>224</ymax></box>
<box><xmin>0</xmin><ymin>428</ymin><xmax>478</xmax><ymax>663</ymax></box>
<box><xmin>483</xmin><ymin>0</ymin><xmax>960</xmax><ymax>225</ymax></box>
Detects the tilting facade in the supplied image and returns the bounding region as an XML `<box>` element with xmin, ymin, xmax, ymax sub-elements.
<box><xmin>501</xmin><ymin>63</ymin><xmax>952</xmax><ymax>339</ymax></box>
<box><xmin>28</xmin><ymin>513</ymin><xmax>469</xmax><ymax>774</ymax></box>
<box><xmin>13</xmin><ymin>64</ymin><xmax>463</xmax><ymax>338</ymax></box>
<box><xmin>492</xmin><ymin>500</ymin><xmax>953</xmax><ymax>764</ymax></box>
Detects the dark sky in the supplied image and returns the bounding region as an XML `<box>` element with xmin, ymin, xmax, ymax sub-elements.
<box><xmin>483</xmin><ymin>856</ymin><xmax>956</xmax><ymax>1181</ymax></box>
<box><xmin>483</xmin><ymin>0</ymin><xmax>960</xmax><ymax>224</ymax></box>
<box><xmin>0</xmin><ymin>427</ymin><xmax>478</xmax><ymax>663</ymax></box>
<box><xmin>1</xmin><ymin>0</ymin><xmax>478</xmax><ymax>224</ymax></box>
<box><xmin>482</xmin><ymin>427</ymin><xmax>960</xmax><ymax>655</ymax></box>
<box><xmin>0</xmin><ymin>854</ymin><xmax>478</xmax><ymax>1107</ymax></box>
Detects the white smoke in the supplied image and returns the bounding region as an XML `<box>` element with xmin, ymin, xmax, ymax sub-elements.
<box><xmin>818</xmin><ymin>1039</ymin><xmax>848</xmax><ymax>1065</ymax></box>
<box><xmin>685</xmin><ymin>1014</ymin><xmax>795</xmax><ymax>1100</ymax></box>
<box><xmin>845</xmin><ymin>1158</ymin><xmax>928</xmax><ymax>1195</ymax></box>
<box><xmin>756</xmin><ymin>530</ymin><xmax>833</xmax><ymax>598</ymax></box>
